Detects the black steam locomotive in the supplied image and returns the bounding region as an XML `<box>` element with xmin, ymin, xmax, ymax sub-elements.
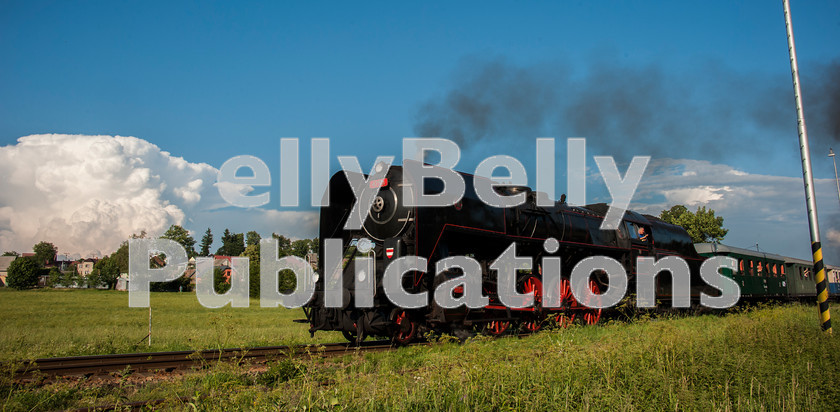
<box><xmin>304</xmin><ymin>164</ymin><xmax>707</xmax><ymax>343</ymax></box>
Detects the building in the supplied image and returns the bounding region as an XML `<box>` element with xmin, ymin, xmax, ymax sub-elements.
<box><xmin>0</xmin><ymin>256</ymin><xmax>16</xmax><ymax>287</ymax></box>
<box><xmin>306</xmin><ymin>252</ymin><xmax>319</xmax><ymax>270</ymax></box>
<box><xmin>213</xmin><ymin>255</ymin><xmax>233</xmax><ymax>268</ymax></box>
<box><xmin>116</xmin><ymin>273</ymin><xmax>129</xmax><ymax>291</ymax></box>
<box><xmin>213</xmin><ymin>256</ymin><xmax>233</xmax><ymax>284</ymax></box>
<box><xmin>54</xmin><ymin>254</ymin><xmax>75</xmax><ymax>271</ymax></box>
<box><xmin>76</xmin><ymin>259</ymin><xmax>97</xmax><ymax>277</ymax></box>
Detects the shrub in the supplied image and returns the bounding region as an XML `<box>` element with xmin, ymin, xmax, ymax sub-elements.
<box><xmin>46</xmin><ymin>267</ymin><xmax>62</xmax><ymax>287</ymax></box>
<box><xmin>150</xmin><ymin>275</ymin><xmax>193</xmax><ymax>292</ymax></box>
<box><xmin>6</xmin><ymin>258</ymin><xmax>40</xmax><ymax>289</ymax></box>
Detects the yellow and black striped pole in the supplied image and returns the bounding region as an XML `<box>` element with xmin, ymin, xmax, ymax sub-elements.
<box><xmin>812</xmin><ymin>243</ymin><xmax>831</xmax><ymax>331</ymax></box>
<box><xmin>783</xmin><ymin>0</ymin><xmax>831</xmax><ymax>332</ymax></box>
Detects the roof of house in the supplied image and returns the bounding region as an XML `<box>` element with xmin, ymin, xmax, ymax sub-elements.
<box><xmin>0</xmin><ymin>256</ymin><xmax>15</xmax><ymax>272</ymax></box>
<box><xmin>213</xmin><ymin>256</ymin><xmax>233</xmax><ymax>266</ymax></box>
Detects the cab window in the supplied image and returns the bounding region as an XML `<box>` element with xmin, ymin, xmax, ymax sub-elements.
<box><xmin>625</xmin><ymin>222</ymin><xmax>651</xmax><ymax>243</ymax></box>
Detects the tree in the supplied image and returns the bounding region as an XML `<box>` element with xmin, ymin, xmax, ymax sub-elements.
<box><xmin>150</xmin><ymin>275</ymin><xmax>192</xmax><ymax>292</ymax></box>
<box><xmin>261</xmin><ymin>233</ymin><xmax>307</xmax><ymax>294</ymax></box>
<box><xmin>310</xmin><ymin>237</ymin><xmax>319</xmax><ymax>256</ymax></box>
<box><xmin>111</xmin><ymin>242</ymin><xmax>129</xmax><ymax>274</ymax></box>
<box><xmin>242</xmin><ymin>243</ymin><xmax>262</xmax><ymax>298</ymax></box>
<box><xmin>46</xmin><ymin>267</ymin><xmax>62</xmax><ymax>287</ymax></box>
<box><xmin>272</xmin><ymin>233</ymin><xmax>292</xmax><ymax>257</ymax></box>
<box><xmin>90</xmin><ymin>256</ymin><xmax>121</xmax><ymax>289</ymax></box>
<box><xmin>216</xmin><ymin>229</ymin><xmax>245</xmax><ymax>256</ymax></box>
<box><xmin>33</xmin><ymin>241</ymin><xmax>57</xmax><ymax>267</ymax></box>
<box><xmin>660</xmin><ymin>205</ymin><xmax>728</xmax><ymax>243</ymax></box>
<box><xmin>291</xmin><ymin>239</ymin><xmax>311</xmax><ymax>258</ymax></box>
<box><xmin>199</xmin><ymin>228</ymin><xmax>213</xmax><ymax>257</ymax></box>
<box><xmin>57</xmin><ymin>264</ymin><xmax>80</xmax><ymax>287</ymax></box>
<box><xmin>6</xmin><ymin>257</ymin><xmax>41</xmax><ymax>289</ymax></box>
<box><xmin>160</xmin><ymin>225</ymin><xmax>197</xmax><ymax>257</ymax></box>
<box><xmin>246</xmin><ymin>231</ymin><xmax>261</xmax><ymax>248</ymax></box>
<box><xmin>2</xmin><ymin>251</ymin><xmax>19</xmax><ymax>257</ymax></box>
<box><xmin>217</xmin><ymin>228</ymin><xmax>232</xmax><ymax>254</ymax></box>
<box><xmin>231</xmin><ymin>233</ymin><xmax>245</xmax><ymax>255</ymax></box>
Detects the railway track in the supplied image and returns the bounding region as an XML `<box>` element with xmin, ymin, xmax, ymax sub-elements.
<box><xmin>16</xmin><ymin>334</ymin><xmax>531</xmax><ymax>410</ymax></box>
<box><xmin>13</xmin><ymin>340</ymin><xmax>399</xmax><ymax>379</ymax></box>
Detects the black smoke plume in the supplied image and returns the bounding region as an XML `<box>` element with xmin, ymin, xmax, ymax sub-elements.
<box><xmin>414</xmin><ymin>57</ymin><xmax>840</xmax><ymax>162</ymax></box>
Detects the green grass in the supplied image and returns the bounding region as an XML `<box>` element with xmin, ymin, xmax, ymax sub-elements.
<box><xmin>0</xmin><ymin>288</ymin><xmax>341</xmax><ymax>361</ymax></box>
<box><xmin>2</xmin><ymin>300</ymin><xmax>839</xmax><ymax>411</ymax></box>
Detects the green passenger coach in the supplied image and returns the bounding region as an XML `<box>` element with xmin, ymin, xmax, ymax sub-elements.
<box><xmin>695</xmin><ymin>243</ymin><xmax>817</xmax><ymax>300</ymax></box>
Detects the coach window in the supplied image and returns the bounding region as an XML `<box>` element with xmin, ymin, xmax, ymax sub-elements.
<box><xmin>781</xmin><ymin>265</ymin><xmax>785</xmax><ymax>275</ymax></box>
<box><xmin>748</xmin><ymin>260</ymin><xmax>754</xmax><ymax>276</ymax></box>
<box><xmin>758</xmin><ymin>262</ymin><xmax>764</xmax><ymax>276</ymax></box>
<box><xmin>739</xmin><ymin>260</ymin><xmax>745</xmax><ymax>274</ymax></box>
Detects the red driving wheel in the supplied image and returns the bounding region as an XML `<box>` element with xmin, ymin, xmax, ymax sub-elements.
<box><xmin>554</xmin><ymin>312</ymin><xmax>576</xmax><ymax>328</ymax></box>
<box><xmin>582</xmin><ymin>280</ymin><xmax>602</xmax><ymax>325</ymax></box>
<box><xmin>520</xmin><ymin>276</ymin><xmax>543</xmax><ymax>333</ymax></box>
<box><xmin>559</xmin><ymin>278</ymin><xmax>573</xmax><ymax>306</ymax></box>
<box><xmin>393</xmin><ymin>310</ymin><xmax>416</xmax><ymax>344</ymax></box>
<box><xmin>486</xmin><ymin>320</ymin><xmax>510</xmax><ymax>336</ymax></box>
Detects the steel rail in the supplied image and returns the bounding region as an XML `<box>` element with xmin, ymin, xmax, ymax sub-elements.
<box><xmin>13</xmin><ymin>340</ymin><xmax>397</xmax><ymax>379</ymax></box>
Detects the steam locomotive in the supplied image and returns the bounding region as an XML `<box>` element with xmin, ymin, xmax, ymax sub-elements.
<box><xmin>304</xmin><ymin>163</ymin><xmax>712</xmax><ymax>343</ymax></box>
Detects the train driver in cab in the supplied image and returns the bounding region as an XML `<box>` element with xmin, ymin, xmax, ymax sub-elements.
<box><xmin>638</xmin><ymin>227</ymin><xmax>649</xmax><ymax>243</ymax></box>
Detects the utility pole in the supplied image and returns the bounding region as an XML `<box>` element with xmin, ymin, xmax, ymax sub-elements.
<box><xmin>783</xmin><ymin>0</ymin><xmax>831</xmax><ymax>332</ymax></box>
<box><xmin>829</xmin><ymin>148</ymin><xmax>840</xmax><ymax>209</ymax></box>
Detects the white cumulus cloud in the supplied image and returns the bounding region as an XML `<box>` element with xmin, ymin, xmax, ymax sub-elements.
<box><xmin>0</xmin><ymin>134</ymin><xmax>221</xmax><ymax>255</ymax></box>
<box><xmin>628</xmin><ymin>158</ymin><xmax>840</xmax><ymax>263</ymax></box>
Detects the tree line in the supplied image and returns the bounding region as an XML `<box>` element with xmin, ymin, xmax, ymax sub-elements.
<box><xmin>164</xmin><ymin>225</ymin><xmax>319</xmax><ymax>297</ymax></box>
<box><xmin>3</xmin><ymin>226</ymin><xmax>319</xmax><ymax>294</ymax></box>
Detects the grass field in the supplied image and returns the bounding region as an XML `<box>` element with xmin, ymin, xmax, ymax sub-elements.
<box><xmin>1</xmin><ymin>289</ymin><xmax>838</xmax><ymax>411</ymax></box>
<box><xmin>0</xmin><ymin>288</ymin><xmax>341</xmax><ymax>361</ymax></box>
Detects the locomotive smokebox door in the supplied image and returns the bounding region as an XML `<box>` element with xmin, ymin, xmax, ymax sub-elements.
<box><xmin>384</xmin><ymin>238</ymin><xmax>403</xmax><ymax>260</ymax></box>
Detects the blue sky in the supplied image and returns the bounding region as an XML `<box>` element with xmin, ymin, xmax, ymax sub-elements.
<box><xmin>1</xmin><ymin>1</ymin><xmax>839</xmax><ymax>261</ymax></box>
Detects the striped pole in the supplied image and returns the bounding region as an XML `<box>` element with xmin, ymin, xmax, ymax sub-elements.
<box><xmin>812</xmin><ymin>243</ymin><xmax>831</xmax><ymax>331</ymax></box>
<box><xmin>783</xmin><ymin>0</ymin><xmax>831</xmax><ymax>332</ymax></box>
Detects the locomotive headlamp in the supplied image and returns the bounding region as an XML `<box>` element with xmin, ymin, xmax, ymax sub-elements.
<box><xmin>358</xmin><ymin>270</ymin><xmax>367</xmax><ymax>282</ymax></box>
<box><xmin>357</xmin><ymin>238</ymin><xmax>375</xmax><ymax>254</ymax></box>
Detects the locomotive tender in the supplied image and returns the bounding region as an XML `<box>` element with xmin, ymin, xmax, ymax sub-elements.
<box><xmin>304</xmin><ymin>163</ymin><xmax>714</xmax><ymax>343</ymax></box>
